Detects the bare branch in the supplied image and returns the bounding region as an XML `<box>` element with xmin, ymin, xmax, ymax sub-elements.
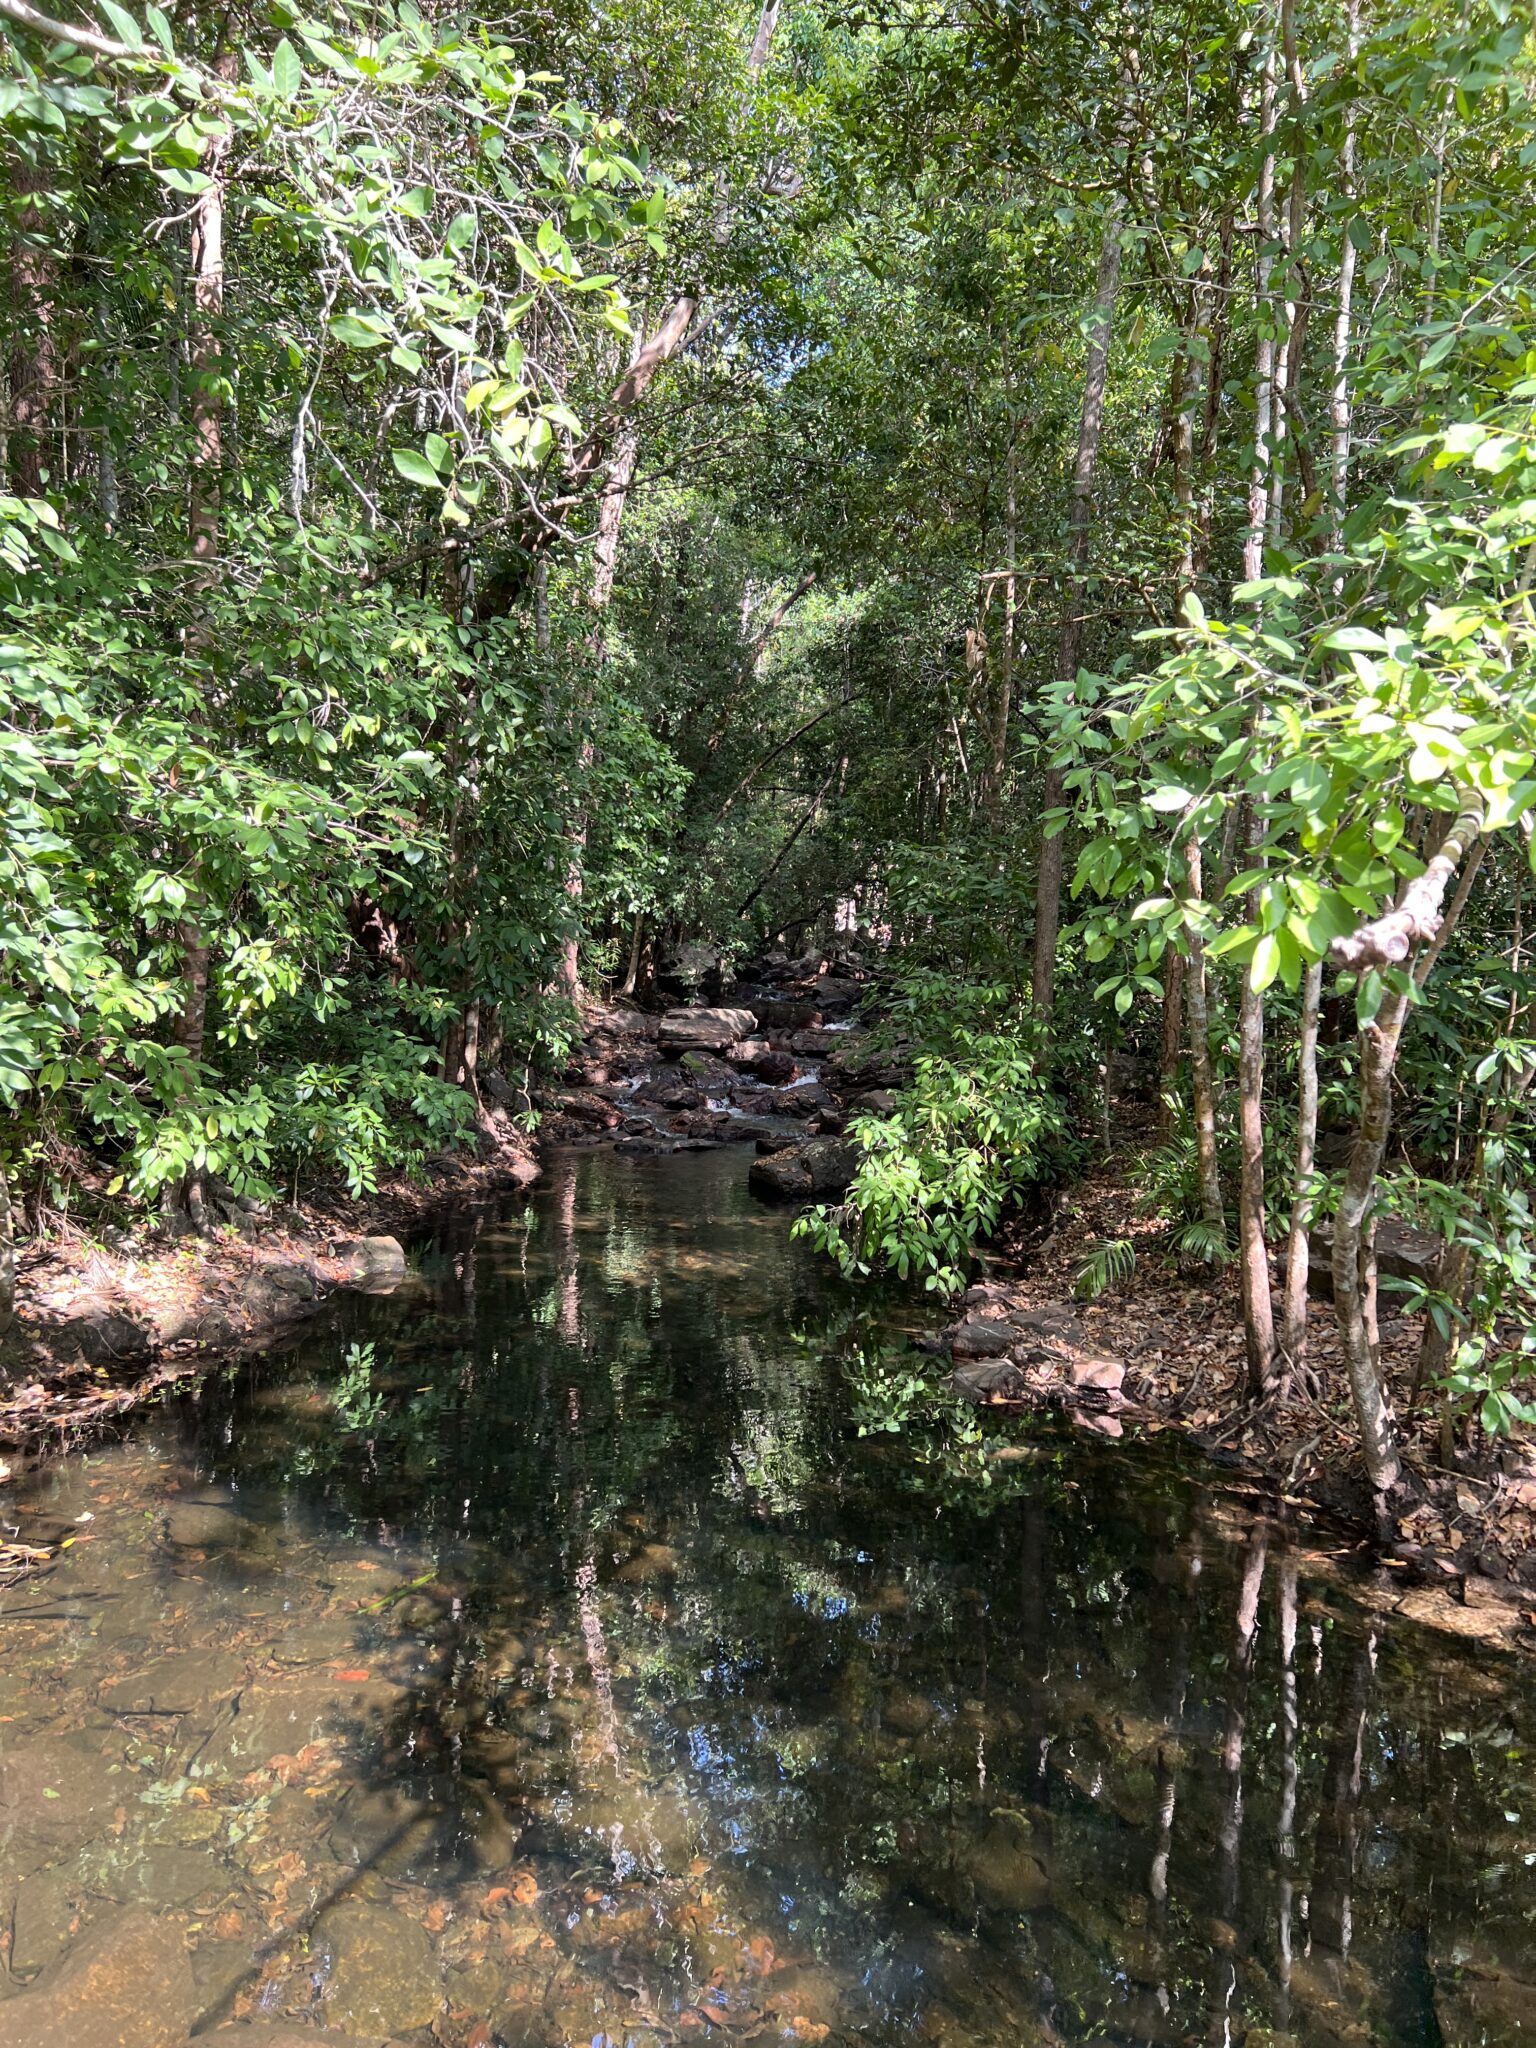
<box><xmin>1330</xmin><ymin>792</ymin><xmax>1486</xmax><ymax>971</ymax></box>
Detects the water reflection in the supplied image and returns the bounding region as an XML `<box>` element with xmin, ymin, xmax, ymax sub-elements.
<box><xmin>0</xmin><ymin>1146</ymin><xmax>1533</xmax><ymax>2046</ymax></box>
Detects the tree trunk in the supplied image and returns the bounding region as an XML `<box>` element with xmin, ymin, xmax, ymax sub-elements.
<box><xmin>169</xmin><ymin>49</ymin><xmax>237</xmax><ymax>1227</ymax></box>
<box><xmin>1238</xmin><ymin>962</ymin><xmax>1276</xmax><ymax>1395</ymax></box>
<box><xmin>7</xmin><ymin>154</ymin><xmax>56</xmax><ymax>498</ymax></box>
<box><xmin>1278</xmin><ymin>957</ymin><xmax>1323</xmax><ymax>1381</ymax></box>
<box><xmin>1328</xmin><ymin>0</ymin><xmax>1361</xmax><ymax>560</ymax></box>
<box><xmin>1184</xmin><ymin>834</ymin><xmax>1226</xmax><ymax>1235</ymax></box>
<box><xmin>1158</xmin><ymin>947</ymin><xmax>1186</xmax><ymax>1137</ymax></box>
<box><xmin>1330</xmin><ymin>794</ymin><xmax>1485</xmax><ymax>1494</ymax></box>
<box><xmin>1243</xmin><ymin>35</ymin><xmax>1279</xmax><ymax>583</ymax></box>
<box><xmin>1031</xmin><ymin>195</ymin><xmax>1125</xmax><ymax>1022</ymax></box>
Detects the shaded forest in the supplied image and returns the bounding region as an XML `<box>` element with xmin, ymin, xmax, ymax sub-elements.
<box><xmin>3</xmin><ymin>0</ymin><xmax>1535</xmax><ymax>1501</ymax></box>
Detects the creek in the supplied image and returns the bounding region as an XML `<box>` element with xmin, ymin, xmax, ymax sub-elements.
<box><xmin>0</xmin><ymin>1146</ymin><xmax>1532</xmax><ymax>2047</ymax></box>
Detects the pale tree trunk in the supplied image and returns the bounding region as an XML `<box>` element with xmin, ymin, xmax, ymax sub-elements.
<box><xmin>8</xmin><ymin>154</ymin><xmax>56</xmax><ymax>497</ymax></box>
<box><xmin>1329</xmin><ymin>0</ymin><xmax>1361</xmax><ymax>560</ymax></box>
<box><xmin>170</xmin><ymin>50</ymin><xmax>236</xmax><ymax>1228</ymax></box>
<box><xmin>1275</xmin><ymin>1554</ymin><xmax>1300</xmax><ymax>2026</ymax></box>
<box><xmin>1238</xmin><ymin>936</ymin><xmax>1276</xmax><ymax>1393</ymax></box>
<box><xmin>987</xmin><ymin>452</ymin><xmax>1018</xmax><ymax>815</ymax></box>
<box><xmin>1213</xmin><ymin>1527</ymin><xmax>1267</xmax><ymax>2031</ymax></box>
<box><xmin>1032</xmin><ymin>194</ymin><xmax>1125</xmax><ymax>1021</ymax></box>
<box><xmin>1243</xmin><ymin>35</ymin><xmax>1279</xmax><ymax>583</ymax></box>
<box><xmin>1268</xmin><ymin>0</ymin><xmax>1309</xmax><ymax>545</ymax></box>
<box><xmin>556</xmin><ymin>423</ymin><xmax>638</xmax><ymax>1007</ymax></box>
<box><xmin>1184</xmin><ymin>835</ymin><xmax>1226</xmax><ymax>1236</ymax></box>
<box><xmin>1329</xmin><ymin>794</ymin><xmax>1485</xmax><ymax>1494</ymax></box>
<box><xmin>1278</xmin><ymin>958</ymin><xmax>1323</xmax><ymax>1382</ymax></box>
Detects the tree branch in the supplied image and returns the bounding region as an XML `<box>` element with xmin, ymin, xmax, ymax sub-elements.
<box><xmin>1330</xmin><ymin>792</ymin><xmax>1486</xmax><ymax>971</ymax></box>
<box><xmin>0</xmin><ymin>0</ymin><xmax>135</xmax><ymax>59</ymax></box>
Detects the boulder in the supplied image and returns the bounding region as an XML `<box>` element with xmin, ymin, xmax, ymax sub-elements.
<box><xmin>753</xmin><ymin>1050</ymin><xmax>798</xmax><ymax>1086</ymax></box>
<box><xmin>753</xmin><ymin>998</ymin><xmax>819</xmax><ymax>1030</ymax></box>
<box><xmin>747</xmin><ymin>1138</ymin><xmax>856</xmax><ymax>1202</ymax></box>
<box><xmin>678</xmin><ymin>1050</ymin><xmax>738</xmax><ymax>1091</ymax></box>
<box><xmin>240</xmin><ymin>1261</ymin><xmax>319</xmax><ymax>1319</ymax></box>
<box><xmin>851</xmin><ymin>1088</ymin><xmax>898</xmax><ymax>1115</ymax></box>
<box><xmin>656</xmin><ymin>1006</ymin><xmax>757</xmax><ymax>1054</ymax></box>
<box><xmin>52</xmin><ymin>1302</ymin><xmax>155</xmax><ymax>1366</ymax></box>
<box><xmin>789</xmin><ymin>1027</ymin><xmax>842</xmax><ymax>1057</ymax></box>
<box><xmin>332</xmin><ymin>1237</ymin><xmax>406</xmax><ymax>1295</ymax></box>
<box><xmin>1070</xmin><ymin>1353</ymin><xmax>1126</xmax><ymax>1396</ymax></box>
<box><xmin>952</xmin><ymin>1360</ymin><xmax>1029</xmax><ymax>1403</ymax></box>
<box><xmin>951</xmin><ymin>1319</ymin><xmax>1016</xmax><ymax>1360</ymax></box>
<box><xmin>0</xmin><ymin>1909</ymin><xmax>197</xmax><ymax>2048</ymax></box>
<box><xmin>1308</xmin><ymin>1218</ymin><xmax>1442</xmax><ymax>1299</ymax></box>
<box><xmin>724</xmin><ymin>1037</ymin><xmax>772</xmax><ymax>1067</ymax></box>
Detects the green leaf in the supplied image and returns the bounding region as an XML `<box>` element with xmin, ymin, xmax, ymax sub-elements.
<box><xmin>98</xmin><ymin>0</ymin><xmax>144</xmax><ymax>49</ymax></box>
<box><xmin>329</xmin><ymin>314</ymin><xmax>388</xmax><ymax>349</ymax></box>
<box><xmin>1249</xmin><ymin>933</ymin><xmax>1281</xmax><ymax>992</ymax></box>
<box><xmin>391</xmin><ymin>448</ymin><xmax>442</xmax><ymax>488</ymax></box>
<box><xmin>271</xmin><ymin>37</ymin><xmax>302</xmax><ymax>94</ymax></box>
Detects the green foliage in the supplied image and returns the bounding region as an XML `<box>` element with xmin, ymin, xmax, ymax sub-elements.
<box><xmin>1073</xmin><ymin>1236</ymin><xmax>1136</xmax><ymax>1300</ymax></box>
<box><xmin>795</xmin><ymin>978</ymin><xmax>1072</xmax><ymax>1295</ymax></box>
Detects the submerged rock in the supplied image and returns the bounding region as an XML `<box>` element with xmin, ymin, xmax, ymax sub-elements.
<box><xmin>316</xmin><ymin>1900</ymin><xmax>440</xmax><ymax>2036</ymax></box>
<box><xmin>0</xmin><ymin>1908</ymin><xmax>197</xmax><ymax>2048</ymax></box>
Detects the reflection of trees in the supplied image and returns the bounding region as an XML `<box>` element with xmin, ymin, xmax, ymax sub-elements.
<box><xmin>142</xmin><ymin>1150</ymin><xmax>1536</xmax><ymax>2048</ymax></box>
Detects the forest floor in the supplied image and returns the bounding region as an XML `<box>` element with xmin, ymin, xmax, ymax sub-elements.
<box><xmin>0</xmin><ymin>1123</ymin><xmax>539</xmax><ymax>1468</ymax></box>
<box><xmin>953</xmin><ymin>1143</ymin><xmax>1536</xmax><ymax>1644</ymax></box>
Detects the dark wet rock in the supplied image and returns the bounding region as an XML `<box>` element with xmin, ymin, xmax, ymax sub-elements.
<box><xmin>0</xmin><ymin>1908</ymin><xmax>196</xmax><ymax>2048</ymax></box>
<box><xmin>753</xmin><ymin>1049</ymin><xmax>798</xmax><ymax>1085</ymax></box>
<box><xmin>584</xmin><ymin>1003</ymin><xmax>658</xmax><ymax>1039</ymax></box>
<box><xmin>239</xmin><ymin>1261</ymin><xmax>320</xmax><ymax>1319</ymax></box>
<box><xmin>1007</xmin><ymin>1304</ymin><xmax>1088</xmax><ymax>1348</ymax></box>
<box><xmin>669</xmin><ymin>1109</ymin><xmax>733</xmax><ymax>1140</ymax></box>
<box><xmin>316</xmin><ymin>1900</ymin><xmax>440</xmax><ymax>2036</ymax></box>
<box><xmin>614</xmin><ymin>1137</ymin><xmax>666</xmax><ymax>1156</ymax></box>
<box><xmin>952</xmin><ymin>1360</ymin><xmax>1028</xmax><ymax>1403</ymax></box>
<box><xmin>752</xmin><ymin>998</ymin><xmax>818</xmax><ymax>1030</ymax></box>
<box><xmin>678</xmin><ymin>1050</ymin><xmax>739</xmax><ymax>1091</ymax></box>
<box><xmin>657</xmin><ymin>1006</ymin><xmax>757</xmax><ymax>1053</ymax></box>
<box><xmin>882</xmin><ymin>1691</ymin><xmax>934</xmax><ymax>1737</ymax></box>
<box><xmin>962</xmin><ymin>1811</ymin><xmax>1051</xmax><ymax>1913</ymax></box>
<box><xmin>54</xmin><ymin>1304</ymin><xmax>156</xmax><ymax>1366</ymax></box>
<box><xmin>851</xmin><ymin>1087</ymin><xmax>898</xmax><ymax>1114</ymax></box>
<box><xmin>332</xmin><ymin>1237</ymin><xmax>406</xmax><ymax>1294</ymax></box>
<box><xmin>789</xmin><ymin>1027</ymin><xmax>842</xmax><ymax>1056</ymax></box>
<box><xmin>747</xmin><ymin>1138</ymin><xmax>855</xmax><ymax>1202</ymax></box>
<box><xmin>634</xmin><ymin>1079</ymin><xmax>701</xmax><ymax>1110</ymax></box>
<box><xmin>951</xmin><ymin>1319</ymin><xmax>1016</xmax><ymax>1360</ymax></box>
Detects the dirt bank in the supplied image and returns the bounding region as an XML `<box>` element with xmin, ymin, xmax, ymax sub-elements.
<box><xmin>922</xmin><ymin>1151</ymin><xmax>1536</xmax><ymax>1647</ymax></box>
<box><xmin>0</xmin><ymin>1132</ymin><xmax>539</xmax><ymax>1462</ymax></box>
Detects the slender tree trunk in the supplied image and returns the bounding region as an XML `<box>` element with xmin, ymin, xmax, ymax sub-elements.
<box><xmin>0</xmin><ymin>1156</ymin><xmax>15</xmax><ymax>1345</ymax></box>
<box><xmin>8</xmin><ymin>155</ymin><xmax>56</xmax><ymax>498</ymax></box>
<box><xmin>1328</xmin><ymin>0</ymin><xmax>1361</xmax><ymax>560</ymax></box>
<box><xmin>1185</xmin><ymin>835</ymin><xmax>1226</xmax><ymax>1235</ymax></box>
<box><xmin>1238</xmin><ymin>805</ymin><xmax>1276</xmax><ymax>1394</ymax></box>
<box><xmin>1032</xmin><ymin>195</ymin><xmax>1125</xmax><ymax>1021</ymax></box>
<box><xmin>1244</xmin><ymin>36</ymin><xmax>1279</xmax><ymax>583</ymax></box>
<box><xmin>1278</xmin><ymin>958</ymin><xmax>1323</xmax><ymax>1381</ymax></box>
<box><xmin>557</xmin><ymin>423</ymin><xmax>638</xmax><ymax>1006</ymax></box>
<box><xmin>1330</xmin><ymin>794</ymin><xmax>1485</xmax><ymax>1494</ymax></box>
<box><xmin>169</xmin><ymin>50</ymin><xmax>237</xmax><ymax>1228</ymax></box>
<box><xmin>1158</xmin><ymin>947</ymin><xmax>1186</xmax><ymax>1136</ymax></box>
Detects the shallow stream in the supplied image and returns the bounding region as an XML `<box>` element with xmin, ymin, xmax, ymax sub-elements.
<box><xmin>2</xmin><ymin>1147</ymin><xmax>1534</xmax><ymax>2046</ymax></box>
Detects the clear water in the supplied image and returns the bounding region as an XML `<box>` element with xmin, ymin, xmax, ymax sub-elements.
<box><xmin>2</xmin><ymin>1146</ymin><xmax>1534</xmax><ymax>2047</ymax></box>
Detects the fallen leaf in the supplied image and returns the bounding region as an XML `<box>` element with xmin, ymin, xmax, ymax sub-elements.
<box><xmin>424</xmin><ymin>1901</ymin><xmax>449</xmax><ymax>1933</ymax></box>
<box><xmin>332</xmin><ymin>1669</ymin><xmax>371</xmax><ymax>1683</ymax></box>
<box><xmin>511</xmin><ymin>1871</ymin><xmax>539</xmax><ymax>1906</ymax></box>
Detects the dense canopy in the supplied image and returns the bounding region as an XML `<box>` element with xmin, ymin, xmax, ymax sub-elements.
<box><xmin>3</xmin><ymin>0</ymin><xmax>1536</xmax><ymax>1491</ymax></box>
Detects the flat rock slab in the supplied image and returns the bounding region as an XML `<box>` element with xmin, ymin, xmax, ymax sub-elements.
<box><xmin>657</xmin><ymin>1006</ymin><xmax>757</xmax><ymax>1053</ymax></box>
<box><xmin>0</xmin><ymin>1908</ymin><xmax>197</xmax><ymax>2048</ymax></box>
